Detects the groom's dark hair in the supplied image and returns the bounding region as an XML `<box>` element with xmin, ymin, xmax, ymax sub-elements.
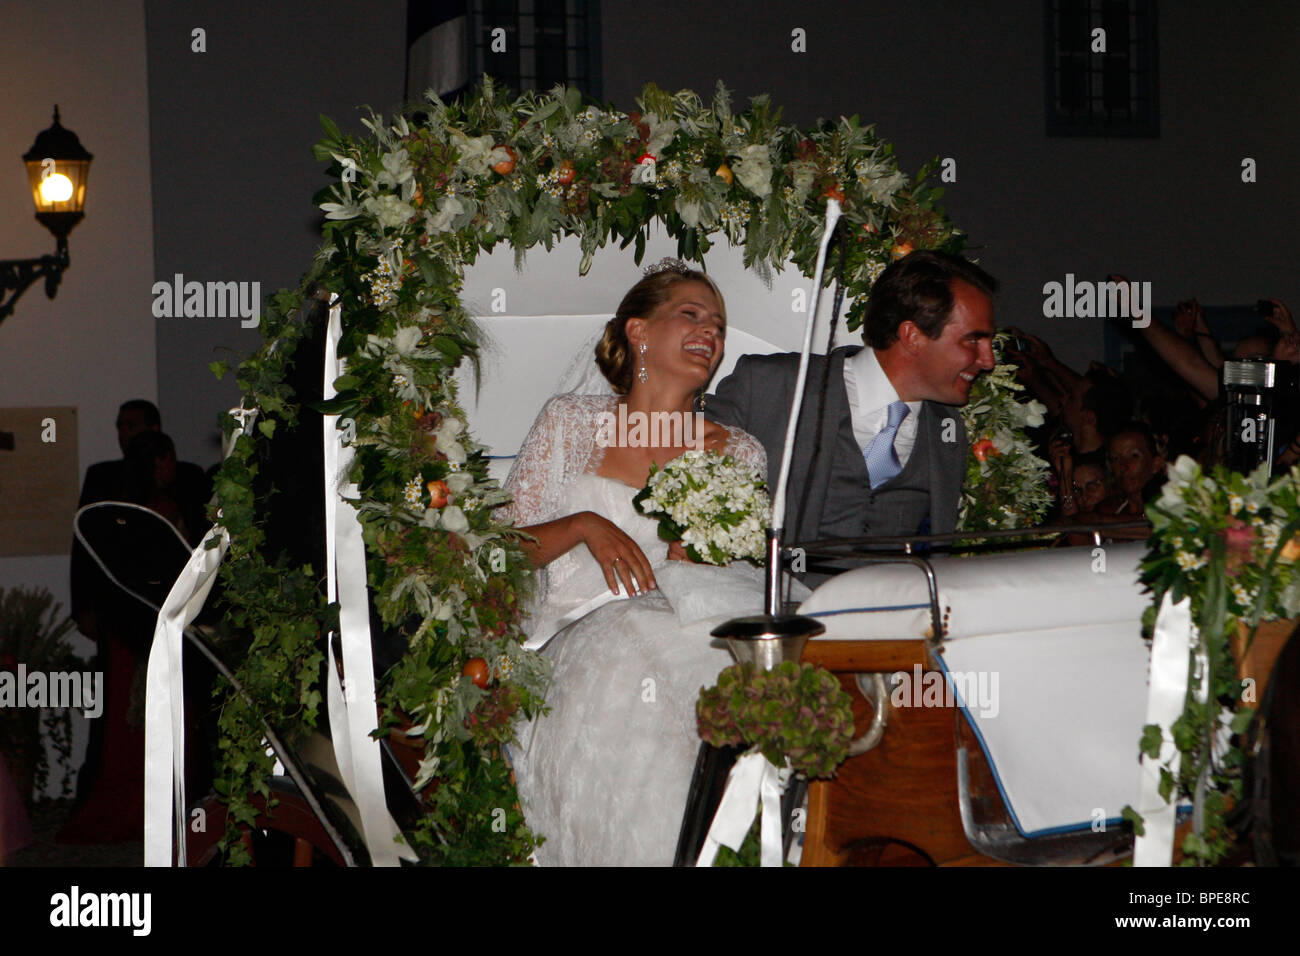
<box><xmin>863</xmin><ymin>251</ymin><xmax>998</xmax><ymax>350</ymax></box>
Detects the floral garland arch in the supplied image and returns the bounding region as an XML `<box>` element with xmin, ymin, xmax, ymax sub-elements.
<box><xmin>207</xmin><ymin>79</ymin><xmax>1038</xmax><ymax>865</ymax></box>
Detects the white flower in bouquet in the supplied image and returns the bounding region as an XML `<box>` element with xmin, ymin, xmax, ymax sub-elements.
<box><xmin>632</xmin><ymin>156</ymin><xmax>658</xmax><ymax>185</ymax></box>
<box><xmin>403</xmin><ymin>476</ymin><xmax>424</xmax><ymax>511</ymax></box>
<box><xmin>364</xmin><ymin>194</ymin><xmax>415</xmax><ymax>230</ymax></box>
<box><xmin>634</xmin><ymin>450</ymin><xmax>769</xmax><ymax>565</ymax></box>
<box><xmin>434</xmin><ymin>417</ymin><xmax>467</xmax><ymax>464</ymax></box>
<box><xmin>645</xmin><ymin>114</ymin><xmax>679</xmax><ymax>156</ymax></box>
<box><xmin>449</xmin><ymin>130</ymin><xmax>498</xmax><ymax>177</ymax></box>
<box><xmin>732</xmin><ymin>144</ymin><xmax>773</xmax><ymax>198</ymax></box>
<box><xmin>1011</xmin><ymin>398</ymin><xmax>1047</xmax><ymax>429</ymax></box>
<box><xmin>427</xmin><ymin>194</ymin><xmax>465</xmax><ymax>233</ymax></box>
<box><xmin>676</xmin><ymin>196</ymin><xmax>702</xmax><ymax>227</ymax></box>
<box><xmin>321</xmin><ymin>199</ymin><xmax>362</xmax><ymax>221</ymax></box>
<box><xmin>377</xmin><ymin>148</ymin><xmax>414</xmax><ymax>192</ymax></box>
<box><xmin>445</xmin><ymin>471</ymin><xmax>474</xmax><ymax>494</ymax></box>
<box><xmin>441</xmin><ymin>505</ymin><xmax>470</xmax><ymax>534</ymax></box>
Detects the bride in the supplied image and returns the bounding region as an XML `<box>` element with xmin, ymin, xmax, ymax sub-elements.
<box><xmin>501</xmin><ymin>260</ymin><xmax>772</xmax><ymax>866</ymax></box>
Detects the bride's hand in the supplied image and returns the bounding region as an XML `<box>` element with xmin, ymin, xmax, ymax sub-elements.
<box><xmin>575</xmin><ymin>511</ymin><xmax>657</xmax><ymax>595</ymax></box>
<box><xmin>666</xmin><ymin>541</ymin><xmax>690</xmax><ymax>562</ymax></box>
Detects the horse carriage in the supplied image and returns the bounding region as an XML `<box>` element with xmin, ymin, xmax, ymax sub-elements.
<box><xmin>99</xmin><ymin>227</ymin><xmax>1289</xmax><ymax>868</ymax></box>
<box><xmin>449</xmin><ymin>234</ymin><xmax>1164</xmax><ymax>866</ymax></box>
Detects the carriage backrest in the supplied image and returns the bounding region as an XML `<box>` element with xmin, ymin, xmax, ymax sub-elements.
<box><xmin>456</xmin><ymin>229</ymin><xmax>857</xmax><ymax>480</ymax></box>
<box><xmin>456</xmin><ymin>315</ymin><xmax>782</xmax><ymax>482</ymax></box>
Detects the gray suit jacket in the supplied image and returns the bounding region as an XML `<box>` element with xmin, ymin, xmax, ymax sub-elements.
<box><xmin>708</xmin><ymin>347</ymin><xmax>966</xmax><ymax>544</ymax></box>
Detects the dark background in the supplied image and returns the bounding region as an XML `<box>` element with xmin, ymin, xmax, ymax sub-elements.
<box><xmin>2</xmin><ymin>0</ymin><xmax>1297</xmax><ymax>607</ymax></box>
<box><xmin>150</xmin><ymin>0</ymin><xmax>1300</xmax><ymax>466</ymax></box>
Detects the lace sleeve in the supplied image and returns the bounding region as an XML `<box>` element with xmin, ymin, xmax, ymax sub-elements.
<box><xmin>499</xmin><ymin>393</ymin><xmax>608</xmax><ymax>527</ymax></box>
<box><xmin>499</xmin><ymin>398</ymin><xmax>563</xmax><ymax>527</ymax></box>
<box><xmin>722</xmin><ymin>425</ymin><xmax>768</xmax><ymax>481</ymax></box>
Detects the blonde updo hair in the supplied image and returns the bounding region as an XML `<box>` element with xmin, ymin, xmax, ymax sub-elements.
<box><xmin>595</xmin><ymin>261</ymin><xmax>727</xmax><ymax>394</ymax></box>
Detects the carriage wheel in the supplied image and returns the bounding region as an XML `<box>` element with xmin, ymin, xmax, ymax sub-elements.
<box><xmin>186</xmin><ymin>784</ymin><xmax>347</xmax><ymax>867</ymax></box>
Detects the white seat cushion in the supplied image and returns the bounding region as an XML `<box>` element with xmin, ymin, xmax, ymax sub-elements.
<box><xmin>799</xmin><ymin>542</ymin><xmax>1149</xmax><ymax>640</ymax></box>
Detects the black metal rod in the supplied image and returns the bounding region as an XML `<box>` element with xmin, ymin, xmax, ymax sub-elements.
<box><xmin>0</xmin><ymin>242</ymin><xmax>69</xmax><ymax>324</ymax></box>
<box><xmin>764</xmin><ymin>527</ymin><xmax>782</xmax><ymax>615</ymax></box>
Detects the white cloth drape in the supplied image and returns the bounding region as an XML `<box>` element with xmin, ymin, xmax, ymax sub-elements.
<box><xmin>1132</xmin><ymin>592</ymin><xmax>1193</xmax><ymax>866</ymax></box>
<box><xmin>695</xmin><ymin>751</ymin><xmax>785</xmax><ymax>867</ymax></box>
<box><xmin>144</xmin><ymin>526</ymin><xmax>229</xmax><ymax>866</ymax></box>
<box><xmin>145</xmin><ymin>403</ymin><xmax>255</xmax><ymax>866</ymax></box>
<box><xmin>323</xmin><ymin>298</ymin><xmax>416</xmax><ymax>865</ymax></box>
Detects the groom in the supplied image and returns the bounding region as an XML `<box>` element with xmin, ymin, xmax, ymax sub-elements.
<box><xmin>708</xmin><ymin>250</ymin><xmax>997</xmax><ymax>544</ymax></box>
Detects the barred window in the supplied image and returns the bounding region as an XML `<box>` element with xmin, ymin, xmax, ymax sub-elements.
<box><xmin>1045</xmin><ymin>0</ymin><xmax>1159</xmax><ymax>136</ymax></box>
<box><xmin>472</xmin><ymin>0</ymin><xmax>602</xmax><ymax>98</ymax></box>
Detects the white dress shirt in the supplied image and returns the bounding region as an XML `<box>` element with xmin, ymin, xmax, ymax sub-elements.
<box><xmin>843</xmin><ymin>346</ymin><xmax>922</xmax><ymax>467</ymax></box>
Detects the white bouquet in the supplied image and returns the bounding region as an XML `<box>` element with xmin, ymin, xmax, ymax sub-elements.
<box><xmin>633</xmin><ymin>450</ymin><xmax>769</xmax><ymax>565</ymax></box>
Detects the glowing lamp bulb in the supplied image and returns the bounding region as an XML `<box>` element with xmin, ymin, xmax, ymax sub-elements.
<box><xmin>39</xmin><ymin>172</ymin><xmax>74</xmax><ymax>203</ymax></box>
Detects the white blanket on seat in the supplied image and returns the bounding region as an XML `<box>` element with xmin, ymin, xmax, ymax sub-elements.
<box><xmin>938</xmin><ymin>622</ymin><xmax>1149</xmax><ymax>835</ymax></box>
<box><xmin>799</xmin><ymin>543</ymin><xmax>1152</xmax><ymax>836</ymax></box>
<box><xmin>800</xmin><ymin>543</ymin><xmax>1149</xmax><ymax>639</ymax></box>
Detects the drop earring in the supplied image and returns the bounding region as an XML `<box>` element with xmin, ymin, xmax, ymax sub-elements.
<box><xmin>637</xmin><ymin>343</ymin><xmax>649</xmax><ymax>384</ymax></box>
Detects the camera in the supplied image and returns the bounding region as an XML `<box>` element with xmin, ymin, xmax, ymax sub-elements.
<box><xmin>1224</xmin><ymin>358</ymin><xmax>1299</xmax><ymax>474</ymax></box>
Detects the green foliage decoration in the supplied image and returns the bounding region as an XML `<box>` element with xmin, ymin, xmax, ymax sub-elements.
<box><xmin>957</xmin><ymin>335</ymin><xmax>1053</xmax><ymax>533</ymax></box>
<box><xmin>205</xmin><ymin>77</ymin><xmax>963</xmax><ymax>865</ymax></box>
<box><xmin>697</xmin><ymin>660</ymin><xmax>855</xmax><ymax>779</ymax></box>
<box><xmin>1129</xmin><ymin>457</ymin><xmax>1300</xmax><ymax>865</ymax></box>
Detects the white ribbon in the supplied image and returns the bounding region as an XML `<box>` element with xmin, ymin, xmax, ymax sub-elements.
<box><xmin>222</xmin><ymin>405</ymin><xmax>259</xmax><ymax>460</ymax></box>
<box><xmin>695</xmin><ymin>751</ymin><xmax>784</xmax><ymax>867</ymax></box>
<box><xmin>323</xmin><ymin>298</ymin><xmax>416</xmax><ymax>865</ymax></box>
<box><xmin>144</xmin><ymin>525</ymin><xmax>230</xmax><ymax>866</ymax></box>
<box><xmin>1132</xmin><ymin>592</ymin><xmax>1193</xmax><ymax>867</ymax></box>
<box><xmin>770</xmin><ymin>199</ymin><xmax>842</xmax><ymax>537</ymax></box>
<box><xmin>142</xmin><ymin>405</ymin><xmax>253</xmax><ymax>866</ymax></box>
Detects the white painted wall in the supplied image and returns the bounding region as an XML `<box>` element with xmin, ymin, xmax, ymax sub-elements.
<box><xmin>0</xmin><ymin>1</ymin><xmax>156</xmax><ymax>791</ymax></box>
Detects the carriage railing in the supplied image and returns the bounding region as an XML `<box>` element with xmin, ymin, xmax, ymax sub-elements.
<box><xmin>73</xmin><ymin>501</ymin><xmax>360</xmax><ymax>866</ymax></box>
<box><xmin>786</xmin><ymin>521</ymin><xmax>1151</xmax><ymax>635</ymax></box>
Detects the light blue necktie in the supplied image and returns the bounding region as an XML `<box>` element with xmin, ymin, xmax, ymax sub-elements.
<box><xmin>863</xmin><ymin>401</ymin><xmax>909</xmax><ymax>489</ymax></box>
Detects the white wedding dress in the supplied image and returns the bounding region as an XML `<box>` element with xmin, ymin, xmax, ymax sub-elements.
<box><xmin>501</xmin><ymin>393</ymin><xmax>779</xmax><ymax>866</ymax></box>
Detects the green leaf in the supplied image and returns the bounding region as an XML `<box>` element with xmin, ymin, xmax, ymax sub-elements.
<box><xmin>1182</xmin><ymin>831</ymin><xmax>1210</xmax><ymax>858</ymax></box>
<box><xmin>1229</xmin><ymin>708</ymin><xmax>1256</xmax><ymax>734</ymax></box>
<box><xmin>1157</xmin><ymin>767</ymin><xmax>1175</xmax><ymax>802</ymax></box>
<box><xmin>333</xmin><ymin>373</ymin><xmax>360</xmax><ymax>391</ymax></box>
<box><xmin>258</xmin><ymin>419</ymin><xmax>276</xmax><ymax>439</ymax></box>
<box><xmin>313</xmin><ymin>394</ymin><xmax>361</xmax><ymax>416</ymax></box>
<box><xmin>433</xmin><ymin>336</ymin><xmax>463</xmax><ymax>361</ymax></box>
<box><xmin>1138</xmin><ymin>723</ymin><xmax>1163</xmax><ymax>759</ymax></box>
<box><xmin>319</xmin><ymin>113</ymin><xmax>342</xmax><ymax>142</ymax></box>
<box><xmin>1120</xmin><ymin>805</ymin><xmax>1146</xmax><ymax>837</ymax></box>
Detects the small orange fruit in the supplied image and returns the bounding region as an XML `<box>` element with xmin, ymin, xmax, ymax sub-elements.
<box><xmin>462</xmin><ymin>657</ymin><xmax>490</xmax><ymax>689</ymax></box>
<box><xmin>492</xmin><ymin>145</ymin><xmax>517</xmax><ymax>175</ymax></box>
<box><xmin>426</xmin><ymin>479</ymin><xmax>450</xmax><ymax>508</ymax></box>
